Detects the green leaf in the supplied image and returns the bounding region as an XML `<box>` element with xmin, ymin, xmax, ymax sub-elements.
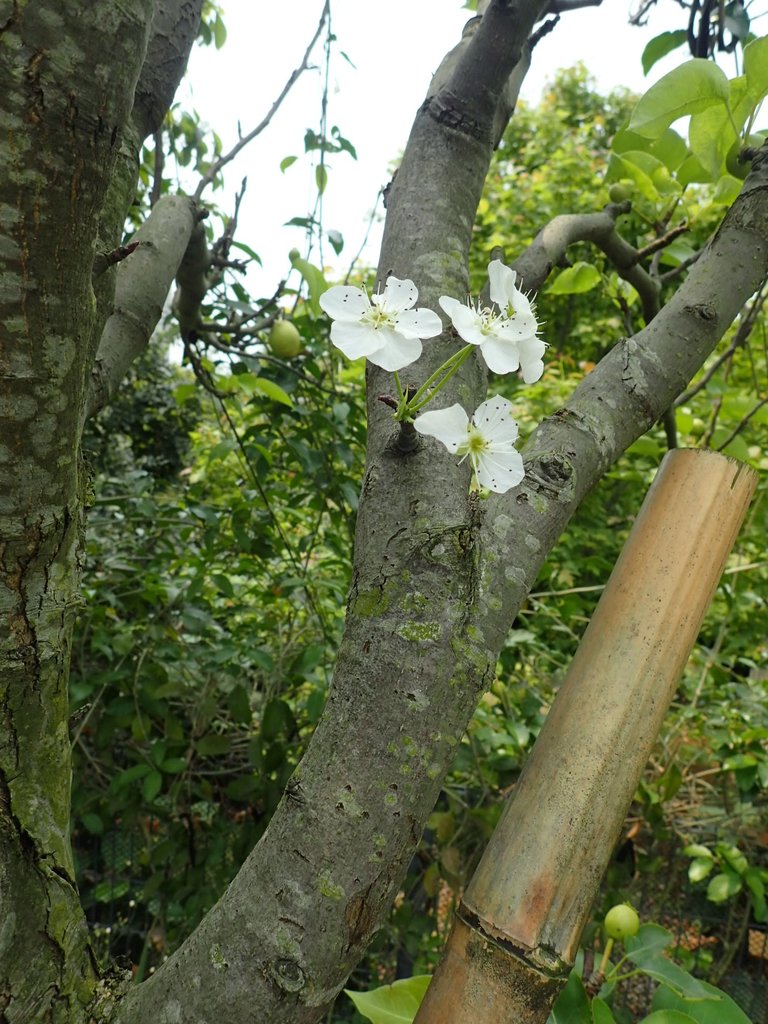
<box><xmin>652</xmin><ymin>980</ymin><xmax>752</xmax><ymax>1024</ymax></box>
<box><xmin>689</xmin><ymin>857</ymin><xmax>715</xmax><ymax>882</ymax></box>
<box><xmin>591</xmin><ymin>996</ymin><xmax>617</xmax><ymax>1024</ymax></box>
<box><xmin>689</xmin><ymin>77</ymin><xmax>751</xmax><ymax>179</ymax></box>
<box><xmin>195</xmin><ymin>734</ymin><xmax>232</xmax><ymax>757</ymax></box>
<box><xmin>227</xmin><ymin>684</ymin><xmax>252</xmax><ymax>725</ymax></box>
<box><xmin>683</xmin><ymin>844</ymin><xmax>713</xmax><ymax>859</ymax></box>
<box><xmin>327</xmin><ymin>229</ymin><xmax>344</xmax><ymax>255</ymax></box>
<box><xmin>606</xmin><ymin>153</ymin><xmax>660</xmax><ymax>203</ymax></box>
<box><xmin>173</xmin><ymin>383</ymin><xmax>198</xmax><ymax>405</ymax></box>
<box><xmin>231</xmin><ymin>240</ymin><xmax>262</xmax><ymax>265</ymax></box>
<box><xmin>725</xmin><ymin>0</ymin><xmax>750</xmax><ymax>41</ymax></box>
<box><xmin>250</xmin><ymin>377</ymin><xmax>293</xmax><ymax>408</ymax></box>
<box><xmin>211</xmin><ymin>573</ymin><xmax>234</xmax><ymax>598</ymax></box>
<box><xmin>743</xmin><ymin>34</ymin><xmax>768</xmax><ymax>103</ymax></box>
<box><xmin>707</xmin><ymin>869</ymin><xmax>742</xmax><ymax>902</ymax></box>
<box><xmin>745</xmin><ymin>867</ymin><xmax>767</xmax><ymax>920</ymax></box>
<box><xmin>626</xmin><ymin>924</ymin><xmax>674</xmax><ymax>957</ymax></box>
<box><xmin>80</xmin><ymin>812</ymin><xmax>104</xmax><ymax>835</ymax></box>
<box><xmin>626</xmin><ymin>950</ymin><xmax>712</xmax><ymax>1000</ymax></box>
<box><xmin>345</xmin><ymin>975</ymin><xmax>431</xmax><ymax>1024</ymax></box>
<box><xmin>676</xmin><ymin>152</ymin><xmax>713</xmax><ymax>187</ymax></box>
<box><xmin>639</xmin><ymin>1012</ymin><xmax>698</xmax><ymax>1024</ymax></box>
<box><xmin>111</xmin><ymin>763</ymin><xmax>152</xmax><ymax>792</ymax></box>
<box><xmin>629</xmin><ymin>60</ymin><xmax>730</xmax><ymax>138</ymax></box>
<box><xmin>290</xmin><ymin>255</ymin><xmax>329</xmax><ymax>315</ymax></box>
<box><xmin>642</xmin><ymin>30</ymin><xmax>688</xmax><ymax>75</ymax></box>
<box><xmin>651</xmin><ymin>128</ymin><xmax>689</xmax><ymax>172</ymax></box>
<box><xmin>160</xmin><ymin>757</ymin><xmax>187</xmax><ymax>774</ymax></box>
<box><xmin>547</xmin><ymin>262</ymin><xmax>601</xmax><ymax>295</ymax></box>
<box><xmin>261</xmin><ymin>698</ymin><xmax>295</xmax><ymax>742</ymax></box>
<box><xmin>550</xmin><ymin>971</ymin><xmax>591</xmax><ymax>1024</ymax></box>
<box><xmin>316</xmin><ymin>164</ymin><xmax>328</xmax><ymax>195</ymax></box>
<box><xmin>212</xmin><ymin>14</ymin><xmax>227</xmax><ymax>49</ymax></box>
<box><xmin>722</xmin><ymin>753</ymin><xmax>758</xmax><ymax>770</ymax></box>
<box><xmin>143</xmin><ymin>770</ymin><xmax>163</xmax><ymax>802</ymax></box>
<box><xmin>280</xmin><ymin>155</ymin><xmax>298</xmax><ymax>173</ymax></box>
<box><xmin>718</xmin><ymin>844</ymin><xmax>748</xmax><ymax>874</ymax></box>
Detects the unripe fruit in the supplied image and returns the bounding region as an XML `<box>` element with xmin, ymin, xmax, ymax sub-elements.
<box><xmin>268</xmin><ymin>320</ymin><xmax>302</xmax><ymax>358</ymax></box>
<box><xmin>604</xmin><ymin>903</ymin><xmax>640</xmax><ymax>940</ymax></box>
<box><xmin>690</xmin><ymin>417</ymin><xmax>706</xmax><ymax>437</ymax></box>
<box><xmin>288</xmin><ymin>248</ymin><xmax>301</xmax><ymax>264</ymax></box>
<box><xmin>609</xmin><ymin>182</ymin><xmax>633</xmax><ymax>204</ymax></box>
<box><xmin>725</xmin><ymin>134</ymin><xmax>766</xmax><ymax>180</ymax></box>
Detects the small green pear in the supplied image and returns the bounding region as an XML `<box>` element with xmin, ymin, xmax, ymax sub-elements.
<box><xmin>268</xmin><ymin>320</ymin><xmax>302</xmax><ymax>358</ymax></box>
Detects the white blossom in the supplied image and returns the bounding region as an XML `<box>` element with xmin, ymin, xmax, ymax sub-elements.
<box><xmin>439</xmin><ymin>259</ymin><xmax>544</xmax><ymax>381</ymax></box>
<box><xmin>414</xmin><ymin>395</ymin><xmax>524</xmax><ymax>494</ymax></box>
<box><xmin>319</xmin><ymin>276</ymin><xmax>442</xmax><ymax>372</ymax></box>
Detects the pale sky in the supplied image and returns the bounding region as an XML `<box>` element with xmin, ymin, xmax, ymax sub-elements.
<box><xmin>180</xmin><ymin>1</ymin><xmax>690</xmax><ymax>294</ymax></box>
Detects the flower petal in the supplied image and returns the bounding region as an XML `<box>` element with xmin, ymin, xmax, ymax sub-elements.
<box><xmin>365</xmin><ymin>329</ymin><xmax>423</xmax><ymax>371</ymax></box>
<box><xmin>518</xmin><ymin>336</ymin><xmax>546</xmax><ymax>383</ymax></box>
<box><xmin>497</xmin><ymin>312</ymin><xmax>538</xmax><ymax>340</ymax></box>
<box><xmin>320</xmin><ymin>285</ymin><xmax>371</xmax><ymax>321</ymax></box>
<box><xmin>440</xmin><ymin>300</ymin><xmax>485</xmax><ymax>345</ymax></box>
<box><xmin>330</xmin><ymin>320</ymin><xmax>381</xmax><ymax>361</ymax></box>
<box><xmin>509</xmin><ymin>289</ymin><xmax>534</xmax><ymax>319</ymax></box>
<box><xmin>474</xmin><ymin>447</ymin><xmax>525</xmax><ymax>493</ymax></box>
<box><xmin>395</xmin><ymin>307</ymin><xmax>443</xmax><ymax>340</ymax></box>
<box><xmin>477</xmin><ymin>336</ymin><xmax>521</xmax><ymax>375</ymax></box>
<box><xmin>488</xmin><ymin>259</ymin><xmax>517</xmax><ymax>308</ymax></box>
<box><xmin>414</xmin><ymin>404</ymin><xmax>469</xmax><ymax>453</ymax></box>
<box><xmin>379</xmin><ymin>276</ymin><xmax>418</xmax><ymax>313</ymax></box>
<box><xmin>473</xmin><ymin>396</ymin><xmax>519</xmax><ymax>445</ymax></box>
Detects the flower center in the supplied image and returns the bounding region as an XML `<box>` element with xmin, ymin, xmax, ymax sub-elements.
<box><xmin>463</xmin><ymin>426</ymin><xmax>489</xmax><ymax>458</ymax></box>
<box><xmin>363</xmin><ymin>299</ymin><xmax>396</xmax><ymax>331</ymax></box>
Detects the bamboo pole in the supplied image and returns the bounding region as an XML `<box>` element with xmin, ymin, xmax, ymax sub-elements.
<box><xmin>415</xmin><ymin>449</ymin><xmax>758</xmax><ymax>1024</ymax></box>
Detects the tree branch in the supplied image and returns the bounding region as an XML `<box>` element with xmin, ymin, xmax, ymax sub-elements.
<box><xmin>193</xmin><ymin>0</ymin><xmax>329</xmax><ymax>202</ymax></box>
<box><xmin>85</xmin><ymin>195</ymin><xmax>197</xmax><ymax>420</ymax></box>
<box><xmin>512</xmin><ymin>203</ymin><xmax>661</xmax><ymax>323</ymax></box>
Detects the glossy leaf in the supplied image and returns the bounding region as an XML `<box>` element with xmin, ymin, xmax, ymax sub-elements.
<box><xmin>345</xmin><ymin>975</ymin><xmax>431</xmax><ymax>1024</ymax></box>
<box><xmin>549</xmin><ymin>971</ymin><xmax>591</xmax><ymax>1024</ymax></box>
<box><xmin>688</xmin><ymin>856</ymin><xmax>715</xmax><ymax>882</ymax></box>
<box><xmin>744</xmin><ymin>34</ymin><xmax>768</xmax><ymax>102</ymax></box>
<box><xmin>640</xmin><ymin>1012</ymin><xmax>698</xmax><ymax>1024</ymax></box>
<box><xmin>547</xmin><ymin>262</ymin><xmax>601</xmax><ymax>295</ymax></box>
<box><xmin>641</xmin><ymin>30</ymin><xmax>688</xmax><ymax>75</ymax></box>
<box><xmin>591</xmin><ymin>996</ymin><xmax>617</xmax><ymax>1024</ymax></box>
<box><xmin>653</xmin><ymin>980</ymin><xmax>752</xmax><ymax>1024</ymax></box>
<box><xmin>629</xmin><ymin>60</ymin><xmax>730</xmax><ymax>138</ymax></box>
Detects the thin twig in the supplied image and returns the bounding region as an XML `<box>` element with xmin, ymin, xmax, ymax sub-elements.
<box><xmin>344</xmin><ymin>188</ymin><xmax>383</xmax><ymax>284</ymax></box>
<box><xmin>716</xmin><ymin>393</ymin><xmax>768</xmax><ymax>450</ymax></box>
<box><xmin>675</xmin><ymin>283</ymin><xmax>767</xmax><ymax>405</ymax></box>
<box><xmin>193</xmin><ymin>0</ymin><xmax>330</xmax><ymax>202</ymax></box>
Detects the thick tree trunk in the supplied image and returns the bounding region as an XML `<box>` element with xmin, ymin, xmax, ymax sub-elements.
<box><xmin>0</xmin><ymin>2</ymin><xmax>199</xmax><ymax>1019</ymax></box>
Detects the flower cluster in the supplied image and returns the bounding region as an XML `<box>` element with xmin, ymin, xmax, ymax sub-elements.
<box><xmin>319</xmin><ymin>260</ymin><xmax>544</xmax><ymax>494</ymax></box>
<box><xmin>414</xmin><ymin>396</ymin><xmax>524</xmax><ymax>494</ymax></box>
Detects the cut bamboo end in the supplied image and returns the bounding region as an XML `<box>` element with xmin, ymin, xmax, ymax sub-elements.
<box><xmin>413</xmin><ymin>915</ymin><xmax>564</xmax><ymax>1024</ymax></box>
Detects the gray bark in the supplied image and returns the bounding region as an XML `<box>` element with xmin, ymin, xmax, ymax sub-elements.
<box><xmin>114</xmin><ymin>3</ymin><xmax>768</xmax><ymax>1024</ymax></box>
<box><xmin>0</xmin><ymin>2</ymin><xmax>155</xmax><ymax>1017</ymax></box>
<box><xmin>0</xmin><ymin>1</ymin><xmax>202</xmax><ymax>1019</ymax></box>
<box><xmin>2</xmin><ymin>1</ymin><xmax>766</xmax><ymax>1023</ymax></box>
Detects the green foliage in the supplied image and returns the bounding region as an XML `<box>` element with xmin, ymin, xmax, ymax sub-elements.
<box><xmin>71</xmin><ymin>313</ymin><xmax>365</xmax><ymax>969</ymax></box>
<box><xmin>344</xmin><ymin>919</ymin><xmax>751</xmax><ymax>1024</ymax></box>
<box><xmin>345</xmin><ymin>976</ymin><xmax>431</xmax><ymax>1023</ymax></box>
